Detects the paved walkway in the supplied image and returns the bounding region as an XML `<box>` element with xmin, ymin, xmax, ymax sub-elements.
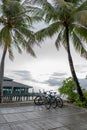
<box><xmin>0</xmin><ymin>104</ymin><xmax>87</xmax><ymax>130</ymax></box>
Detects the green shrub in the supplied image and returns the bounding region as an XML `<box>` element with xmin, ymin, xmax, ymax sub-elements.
<box><xmin>59</xmin><ymin>77</ymin><xmax>78</xmax><ymax>102</ymax></box>
<box><xmin>74</xmin><ymin>90</ymin><xmax>87</xmax><ymax>108</ymax></box>
<box><xmin>74</xmin><ymin>100</ymin><xmax>87</xmax><ymax>108</ymax></box>
<box><xmin>83</xmin><ymin>90</ymin><xmax>87</xmax><ymax>100</ymax></box>
<box><xmin>59</xmin><ymin>77</ymin><xmax>87</xmax><ymax>107</ymax></box>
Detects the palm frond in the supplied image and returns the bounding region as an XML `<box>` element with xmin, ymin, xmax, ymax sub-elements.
<box><xmin>29</xmin><ymin>0</ymin><xmax>47</xmax><ymax>6</ymax></box>
<box><xmin>74</xmin><ymin>10</ymin><xmax>87</xmax><ymax>25</ymax></box>
<box><xmin>12</xmin><ymin>36</ymin><xmax>22</xmax><ymax>54</ymax></box>
<box><xmin>76</xmin><ymin>0</ymin><xmax>87</xmax><ymax>11</ymax></box>
<box><xmin>71</xmin><ymin>31</ymin><xmax>87</xmax><ymax>58</ymax></box>
<box><xmin>0</xmin><ymin>26</ymin><xmax>11</xmax><ymax>46</ymax></box>
<box><xmin>16</xmin><ymin>26</ymin><xmax>34</xmax><ymax>39</ymax></box>
<box><xmin>22</xmin><ymin>14</ymin><xmax>33</xmax><ymax>25</ymax></box>
<box><xmin>14</xmin><ymin>28</ymin><xmax>36</xmax><ymax>57</ymax></box>
<box><xmin>64</xmin><ymin>0</ymin><xmax>81</xmax><ymax>4</ymax></box>
<box><xmin>74</xmin><ymin>26</ymin><xmax>87</xmax><ymax>43</ymax></box>
<box><xmin>22</xmin><ymin>0</ymin><xmax>31</xmax><ymax>6</ymax></box>
<box><xmin>53</xmin><ymin>0</ymin><xmax>74</xmax><ymax>23</ymax></box>
<box><xmin>62</xmin><ymin>28</ymin><xmax>67</xmax><ymax>49</ymax></box>
<box><xmin>25</xmin><ymin>43</ymin><xmax>36</xmax><ymax>57</ymax></box>
<box><xmin>55</xmin><ymin>27</ymin><xmax>64</xmax><ymax>50</ymax></box>
<box><xmin>35</xmin><ymin>21</ymin><xmax>61</xmax><ymax>42</ymax></box>
<box><xmin>14</xmin><ymin>28</ymin><xmax>28</xmax><ymax>48</ymax></box>
<box><xmin>2</xmin><ymin>0</ymin><xmax>22</xmax><ymax>18</ymax></box>
<box><xmin>24</xmin><ymin>6</ymin><xmax>44</xmax><ymax>18</ymax></box>
<box><xmin>8</xmin><ymin>45</ymin><xmax>14</xmax><ymax>61</ymax></box>
<box><xmin>30</xmin><ymin>16</ymin><xmax>43</xmax><ymax>23</ymax></box>
<box><xmin>71</xmin><ymin>1</ymin><xmax>87</xmax><ymax>21</ymax></box>
<box><xmin>44</xmin><ymin>3</ymin><xmax>59</xmax><ymax>23</ymax></box>
<box><xmin>27</xmin><ymin>1</ymin><xmax>55</xmax><ymax>23</ymax></box>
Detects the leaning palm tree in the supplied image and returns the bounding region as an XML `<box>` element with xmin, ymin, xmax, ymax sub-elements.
<box><xmin>30</xmin><ymin>0</ymin><xmax>87</xmax><ymax>101</ymax></box>
<box><xmin>0</xmin><ymin>0</ymin><xmax>42</xmax><ymax>103</ymax></box>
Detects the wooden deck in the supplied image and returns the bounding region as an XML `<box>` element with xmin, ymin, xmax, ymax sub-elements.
<box><xmin>0</xmin><ymin>104</ymin><xmax>87</xmax><ymax>130</ymax></box>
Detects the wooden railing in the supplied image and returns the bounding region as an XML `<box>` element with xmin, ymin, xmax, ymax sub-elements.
<box><xmin>2</xmin><ymin>93</ymin><xmax>39</xmax><ymax>103</ymax></box>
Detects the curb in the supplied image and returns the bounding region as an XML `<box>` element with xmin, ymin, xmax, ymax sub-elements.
<box><xmin>0</xmin><ymin>101</ymin><xmax>35</xmax><ymax>108</ymax></box>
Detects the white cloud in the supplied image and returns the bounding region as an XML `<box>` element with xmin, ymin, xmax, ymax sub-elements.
<box><xmin>0</xmin><ymin>33</ymin><xmax>87</xmax><ymax>92</ymax></box>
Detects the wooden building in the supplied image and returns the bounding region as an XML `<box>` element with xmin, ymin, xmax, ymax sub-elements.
<box><xmin>2</xmin><ymin>77</ymin><xmax>35</xmax><ymax>102</ymax></box>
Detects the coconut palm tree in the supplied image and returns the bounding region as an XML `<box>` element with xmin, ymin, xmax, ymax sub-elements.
<box><xmin>64</xmin><ymin>0</ymin><xmax>81</xmax><ymax>3</ymax></box>
<box><xmin>0</xmin><ymin>0</ymin><xmax>42</xmax><ymax>103</ymax></box>
<box><xmin>30</xmin><ymin>0</ymin><xmax>87</xmax><ymax>101</ymax></box>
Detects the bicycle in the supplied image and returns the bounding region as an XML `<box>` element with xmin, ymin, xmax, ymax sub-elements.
<box><xmin>34</xmin><ymin>91</ymin><xmax>63</xmax><ymax>109</ymax></box>
<box><xmin>34</xmin><ymin>92</ymin><xmax>47</xmax><ymax>105</ymax></box>
<box><xmin>44</xmin><ymin>92</ymin><xmax>57</xmax><ymax>109</ymax></box>
<box><xmin>34</xmin><ymin>91</ymin><xmax>57</xmax><ymax>109</ymax></box>
<box><xmin>52</xmin><ymin>92</ymin><xmax>63</xmax><ymax>108</ymax></box>
<box><xmin>45</xmin><ymin>91</ymin><xmax>63</xmax><ymax>109</ymax></box>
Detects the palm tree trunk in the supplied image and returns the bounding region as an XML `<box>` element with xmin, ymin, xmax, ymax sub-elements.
<box><xmin>65</xmin><ymin>24</ymin><xmax>84</xmax><ymax>101</ymax></box>
<box><xmin>0</xmin><ymin>46</ymin><xmax>7</xmax><ymax>103</ymax></box>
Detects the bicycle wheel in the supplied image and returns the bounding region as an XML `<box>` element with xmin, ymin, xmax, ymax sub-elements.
<box><xmin>52</xmin><ymin>98</ymin><xmax>57</xmax><ymax>109</ymax></box>
<box><xmin>34</xmin><ymin>96</ymin><xmax>42</xmax><ymax>105</ymax></box>
<box><xmin>38</xmin><ymin>96</ymin><xmax>43</xmax><ymax>105</ymax></box>
<box><xmin>44</xmin><ymin>97</ymin><xmax>51</xmax><ymax>109</ymax></box>
<box><xmin>57</xmin><ymin>98</ymin><xmax>63</xmax><ymax>108</ymax></box>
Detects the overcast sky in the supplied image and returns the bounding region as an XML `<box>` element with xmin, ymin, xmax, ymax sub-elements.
<box><xmin>0</xmin><ymin>34</ymin><xmax>87</xmax><ymax>92</ymax></box>
<box><xmin>0</xmin><ymin>0</ymin><xmax>87</xmax><ymax>92</ymax></box>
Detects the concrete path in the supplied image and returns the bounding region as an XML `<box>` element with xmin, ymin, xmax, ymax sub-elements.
<box><xmin>0</xmin><ymin>104</ymin><xmax>87</xmax><ymax>130</ymax></box>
